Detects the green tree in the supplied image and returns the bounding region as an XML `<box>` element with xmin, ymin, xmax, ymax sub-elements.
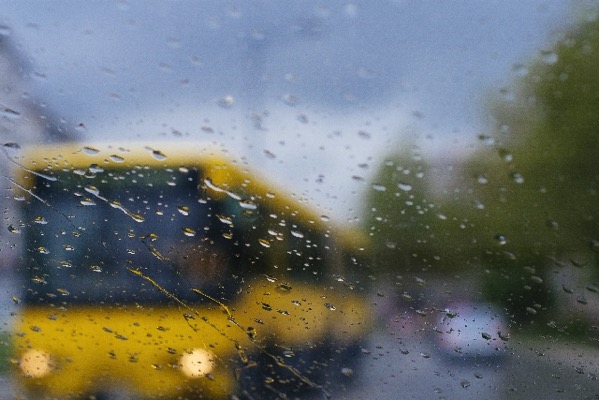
<box><xmin>367</xmin><ymin>13</ymin><xmax>599</xmax><ymax>327</ymax></box>
<box><xmin>458</xmin><ymin>14</ymin><xmax>599</xmax><ymax>324</ymax></box>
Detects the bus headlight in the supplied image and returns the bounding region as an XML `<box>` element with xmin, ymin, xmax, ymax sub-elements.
<box><xmin>20</xmin><ymin>349</ymin><xmax>53</xmax><ymax>378</ymax></box>
<box><xmin>179</xmin><ymin>348</ymin><xmax>215</xmax><ymax>378</ymax></box>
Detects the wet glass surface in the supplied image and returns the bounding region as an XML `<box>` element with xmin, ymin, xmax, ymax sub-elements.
<box><xmin>0</xmin><ymin>1</ymin><xmax>598</xmax><ymax>399</ymax></box>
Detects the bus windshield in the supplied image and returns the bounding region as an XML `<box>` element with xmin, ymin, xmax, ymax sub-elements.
<box><xmin>21</xmin><ymin>166</ymin><xmax>242</xmax><ymax>305</ymax></box>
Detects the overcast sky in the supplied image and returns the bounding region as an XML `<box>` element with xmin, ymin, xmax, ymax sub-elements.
<box><xmin>0</xmin><ymin>1</ymin><xmax>584</xmax><ymax>219</ymax></box>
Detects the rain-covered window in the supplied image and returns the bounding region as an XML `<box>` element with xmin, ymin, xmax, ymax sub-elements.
<box><xmin>0</xmin><ymin>1</ymin><xmax>598</xmax><ymax>399</ymax></box>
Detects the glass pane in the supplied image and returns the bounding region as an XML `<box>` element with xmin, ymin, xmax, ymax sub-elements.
<box><xmin>0</xmin><ymin>1</ymin><xmax>597</xmax><ymax>399</ymax></box>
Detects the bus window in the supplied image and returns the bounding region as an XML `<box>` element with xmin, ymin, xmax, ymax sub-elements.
<box><xmin>21</xmin><ymin>166</ymin><xmax>245</xmax><ymax>305</ymax></box>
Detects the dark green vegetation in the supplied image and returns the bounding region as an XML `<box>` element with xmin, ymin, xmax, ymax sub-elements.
<box><xmin>367</xmin><ymin>11</ymin><xmax>599</xmax><ymax>331</ymax></box>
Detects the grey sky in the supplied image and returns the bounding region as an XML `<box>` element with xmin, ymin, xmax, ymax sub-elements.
<box><xmin>0</xmin><ymin>1</ymin><xmax>580</xmax><ymax>218</ymax></box>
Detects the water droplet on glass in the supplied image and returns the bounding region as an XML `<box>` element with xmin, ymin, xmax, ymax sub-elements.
<box><xmin>217</xmin><ymin>215</ymin><xmax>233</xmax><ymax>225</ymax></box>
<box><xmin>82</xmin><ymin>146</ymin><xmax>101</xmax><ymax>156</ymax></box>
<box><xmin>258</xmin><ymin>239</ymin><xmax>271</xmax><ymax>248</ymax></box>
<box><xmin>90</xmin><ymin>265</ymin><xmax>102</xmax><ymax>273</ymax></box>
<box><xmin>398</xmin><ymin>182</ymin><xmax>412</xmax><ymax>192</ymax></box>
<box><xmin>495</xmin><ymin>234</ymin><xmax>507</xmax><ymax>245</ymax></box>
<box><xmin>512</xmin><ymin>63</ymin><xmax>528</xmax><ymax>76</ymax></box>
<box><xmin>110</xmin><ymin>154</ymin><xmax>125</xmax><ymax>163</ymax></box>
<box><xmin>182</xmin><ymin>228</ymin><xmax>196</xmax><ymax>237</ymax></box>
<box><xmin>83</xmin><ymin>185</ymin><xmax>100</xmax><ymax>196</ymax></box>
<box><xmin>32</xmin><ymin>276</ymin><xmax>47</xmax><ymax>284</ymax></box>
<box><xmin>477</xmin><ymin>134</ymin><xmax>495</xmax><ymax>146</ymax></box>
<box><xmin>320</xmin><ymin>215</ymin><xmax>330</xmax><ymax>222</ymax></box>
<box><xmin>276</xmin><ymin>283</ymin><xmax>292</xmax><ymax>292</ymax></box>
<box><xmin>7</xmin><ymin>225</ymin><xmax>20</xmax><ymax>234</ymax></box>
<box><xmin>324</xmin><ymin>303</ymin><xmax>336</xmax><ymax>311</ymax></box>
<box><xmin>541</xmin><ymin>50</ymin><xmax>558</xmax><ymax>64</ymax></box>
<box><xmin>0</xmin><ymin>107</ymin><xmax>21</xmax><ymax>120</ymax></box>
<box><xmin>88</xmin><ymin>164</ymin><xmax>104</xmax><ymax>174</ymax></box>
<box><xmin>281</xmin><ymin>94</ymin><xmax>300</xmax><ymax>106</ymax></box>
<box><xmin>530</xmin><ymin>275</ymin><xmax>543</xmax><ymax>284</ymax></box>
<box><xmin>37</xmin><ymin>247</ymin><xmax>49</xmax><ymax>255</ymax></box>
<box><xmin>150</xmin><ymin>149</ymin><xmax>167</xmax><ymax>160</ymax></box>
<box><xmin>290</xmin><ymin>230</ymin><xmax>304</xmax><ymax>238</ymax></box>
<box><xmin>239</xmin><ymin>200</ymin><xmax>257</xmax><ymax>210</ymax></box>
<box><xmin>498</xmin><ymin>148</ymin><xmax>513</xmax><ymax>163</ymax></box>
<box><xmin>0</xmin><ymin>25</ymin><xmax>12</xmax><ymax>37</ymax></box>
<box><xmin>3</xmin><ymin>142</ymin><xmax>20</xmax><ymax>150</ymax></box>
<box><xmin>341</xmin><ymin>367</ymin><xmax>353</xmax><ymax>377</ymax></box>
<box><xmin>511</xmin><ymin>172</ymin><xmax>524</xmax><ymax>184</ymax></box>
<box><xmin>372</xmin><ymin>183</ymin><xmax>386</xmax><ymax>192</ymax></box>
<box><xmin>33</xmin><ymin>216</ymin><xmax>48</xmax><ymax>225</ymax></box>
<box><xmin>217</xmin><ymin>95</ymin><xmax>234</xmax><ymax>108</ymax></box>
<box><xmin>177</xmin><ymin>206</ymin><xmax>189</xmax><ymax>216</ymax></box>
<box><xmin>130</xmin><ymin>213</ymin><xmax>144</xmax><ymax>223</ymax></box>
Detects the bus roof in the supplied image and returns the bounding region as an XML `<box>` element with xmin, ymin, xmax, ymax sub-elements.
<box><xmin>12</xmin><ymin>141</ymin><xmax>368</xmax><ymax>250</ymax></box>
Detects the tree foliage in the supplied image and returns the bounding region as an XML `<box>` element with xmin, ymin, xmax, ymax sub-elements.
<box><xmin>366</xmin><ymin>13</ymin><xmax>599</xmax><ymax>322</ymax></box>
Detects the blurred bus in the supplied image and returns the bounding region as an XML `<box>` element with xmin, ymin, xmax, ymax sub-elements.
<box><xmin>7</xmin><ymin>142</ymin><xmax>370</xmax><ymax>399</ymax></box>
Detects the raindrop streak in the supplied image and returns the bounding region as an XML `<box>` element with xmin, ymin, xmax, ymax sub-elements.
<box><xmin>109</xmin><ymin>201</ymin><xmax>145</xmax><ymax>223</ymax></box>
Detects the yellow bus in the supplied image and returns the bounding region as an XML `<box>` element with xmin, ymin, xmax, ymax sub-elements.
<box><xmin>7</xmin><ymin>142</ymin><xmax>371</xmax><ymax>399</ymax></box>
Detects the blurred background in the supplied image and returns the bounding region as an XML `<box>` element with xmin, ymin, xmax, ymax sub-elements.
<box><xmin>1</xmin><ymin>1</ymin><xmax>599</xmax><ymax>398</ymax></box>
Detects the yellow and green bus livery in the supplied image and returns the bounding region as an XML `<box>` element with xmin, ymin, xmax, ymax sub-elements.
<box><xmin>8</xmin><ymin>142</ymin><xmax>371</xmax><ymax>399</ymax></box>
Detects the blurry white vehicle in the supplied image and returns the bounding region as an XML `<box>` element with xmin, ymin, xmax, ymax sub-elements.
<box><xmin>435</xmin><ymin>302</ymin><xmax>509</xmax><ymax>359</ymax></box>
